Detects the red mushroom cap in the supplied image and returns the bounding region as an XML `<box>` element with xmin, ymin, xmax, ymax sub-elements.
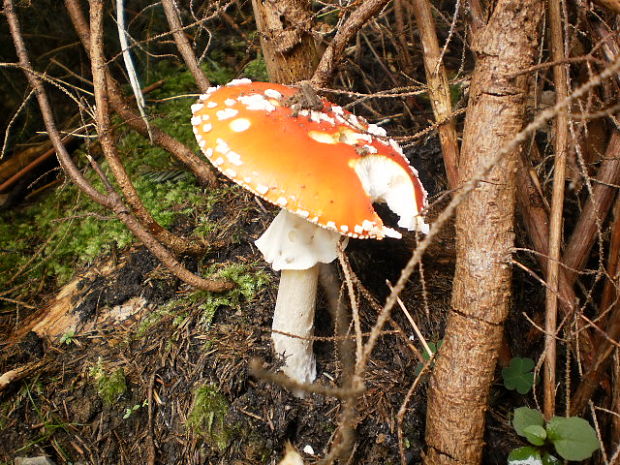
<box><xmin>191</xmin><ymin>79</ymin><xmax>427</xmax><ymax>239</ymax></box>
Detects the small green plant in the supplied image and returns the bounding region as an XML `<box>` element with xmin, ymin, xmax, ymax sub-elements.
<box><xmin>414</xmin><ymin>340</ymin><xmax>443</xmax><ymax>376</ymax></box>
<box><xmin>187</xmin><ymin>384</ymin><xmax>230</xmax><ymax>451</ymax></box>
<box><xmin>122</xmin><ymin>400</ymin><xmax>148</xmax><ymax>419</ymax></box>
<box><xmin>502</xmin><ymin>357</ymin><xmax>535</xmax><ymax>394</ymax></box>
<box><xmin>243</xmin><ymin>55</ymin><xmax>269</xmax><ymax>81</ymax></box>
<box><xmin>88</xmin><ymin>359</ymin><xmax>128</xmax><ymax>406</ymax></box>
<box><xmin>508</xmin><ymin>407</ymin><xmax>600</xmax><ymax>464</ymax></box>
<box><xmin>59</xmin><ymin>330</ymin><xmax>76</xmax><ymax>345</ymax></box>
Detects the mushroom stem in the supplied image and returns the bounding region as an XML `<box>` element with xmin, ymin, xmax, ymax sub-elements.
<box><xmin>272</xmin><ymin>265</ymin><xmax>319</xmax><ymax>387</ymax></box>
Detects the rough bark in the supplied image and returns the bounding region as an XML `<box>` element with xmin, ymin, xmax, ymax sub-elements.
<box><xmin>424</xmin><ymin>2</ymin><xmax>543</xmax><ymax>464</ymax></box>
<box><xmin>251</xmin><ymin>0</ymin><xmax>319</xmax><ymax>84</ymax></box>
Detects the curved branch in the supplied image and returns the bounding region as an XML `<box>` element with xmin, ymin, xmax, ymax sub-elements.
<box><xmin>310</xmin><ymin>0</ymin><xmax>391</xmax><ymax>87</ymax></box>
<box><xmin>3</xmin><ymin>0</ymin><xmax>232</xmax><ymax>293</ymax></box>
<box><xmin>64</xmin><ymin>0</ymin><xmax>217</xmax><ymax>187</ymax></box>
<box><xmin>161</xmin><ymin>0</ymin><xmax>211</xmax><ymax>93</ymax></box>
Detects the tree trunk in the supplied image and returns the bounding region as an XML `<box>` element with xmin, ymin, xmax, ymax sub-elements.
<box><xmin>251</xmin><ymin>0</ymin><xmax>319</xmax><ymax>83</ymax></box>
<box><xmin>424</xmin><ymin>2</ymin><xmax>543</xmax><ymax>465</ymax></box>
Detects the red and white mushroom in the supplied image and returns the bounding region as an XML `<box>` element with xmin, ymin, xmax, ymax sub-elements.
<box><xmin>191</xmin><ymin>79</ymin><xmax>428</xmax><ymax>387</ymax></box>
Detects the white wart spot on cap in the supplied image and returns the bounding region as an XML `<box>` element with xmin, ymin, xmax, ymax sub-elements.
<box><xmin>214</xmin><ymin>157</ymin><xmax>225</xmax><ymax>166</ymax></box>
<box><xmin>202</xmin><ymin>123</ymin><xmax>212</xmax><ymax>133</ymax></box>
<box><xmin>367</xmin><ymin>123</ymin><xmax>387</xmax><ymax>137</ymax></box>
<box><xmin>206</xmin><ymin>101</ymin><xmax>218</xmax><ymax>109</ymax></box>
<box><xmin>224</xmin><ymin>168</ymin><xmax>237</xmax><ymax>178</ymax></box>
<box><xmin>204</xmin><ymin>148</ymin><xmax>213</xmax><ymax>157</ymax></box>
<box><xmin>226</xmin><ymin>150</ymin><xmax>243</xmax><ymax>166</ymax></box>
<box><xmin>362</xmin><ymin>219</ymin><xmax>375</xmax><ymax>231</ymax></box>
<box><xmin>264</xmin><ymin>89</ymin><xmax>282</xmax><ymax>99</ymax></box>
<box><xmin>215</xmin><ymin>138</ymin><xmax>230</xmax><ymax>154</ymax></box>
<box><xmin>308</xmin><ymin>130</ymin><xmax>337</xmax><ymax>144</ymax></box>
<box><xmin>191</xmin><ymin>116</ymin><xmax>201</xmax><ymax>126</ymax></box>
<box><xmin>276</xmin><ymin>196</ymin><xmax>287</xmax><ymax>206</ymax></box>
<box><xmin>238</xmin><ymin>94</ymin><xmax>276</xmax><ymax>112</ymax></box>
<box><xmin>191</xmin><ymin>103</ymin><xmax>204</xmax><ymax>113</ymax></box>
<box><xmin>224</xmin><ymin>98</ymin><xmax>236</xmax><ymax>106</ymax></box>
<box><xmin>226</xmin><ymin>78</ymin><xmax>252</xmax><ymax>86</ymax></box>
<box><xmin>216</xmin><ymin>108</ymin><xmax>239</xmax><ymax>120</ymax></box>
<box><xmin>229</xmin><ymin>118</ymin><xmax>251</xmax><ymax>133</ymax></box>
<box><xmin>255</xmin><ymin>184</ymin><xmax>269</xmax><ymax>195</ymax></box>
<box><xmin>389</xmin><ymin>138</ymin><xmax>405</xmax><ymax>156</ymax></box>
<box><xmin>340</xmin><ymin>225</ymin><xmax>349</xmax><ymax>233</ymax></box>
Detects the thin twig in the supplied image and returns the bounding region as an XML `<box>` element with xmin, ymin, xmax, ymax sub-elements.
<box><xmin>161</xmin><ymin>0</ymin><xmax>211</xmax><ymax>93</ymax></box>
<box><xmin>311</xmin><ymin>0</ymin><xmax>392</xmax><ymax>87</ymax></box>
<box><xmin>544</xmin><ymin>0</ymin><xmax>569</xmax><ymax>421</ymax></box>
<box><xmin>249</xmin><ymin>359</ymin><xmax>364</xmax><ymax>400</ymax></box>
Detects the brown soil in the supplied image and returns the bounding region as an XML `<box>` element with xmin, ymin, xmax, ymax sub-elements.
<box><xmin>0</xmin><ymin>155</ymin><xmax>534</xmax><ymax>465</ymax></box>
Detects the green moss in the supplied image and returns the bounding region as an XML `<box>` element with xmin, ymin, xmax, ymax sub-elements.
<box><xmin>243</xmin><ymin>55</ymin><xmax>269</xmax><ymax>81</ymax></box>
<box><xmin>88</xmin><ymin>360</ymin><xmax>127</xmax><ymax>406</ymax></box>
<box><xmin>0</xmin><ymin>61</ymin><xmax>235</xmax><ymax>303</ymax></box>
<box><xmin>191</xmin><ymin>263</ymin><xmax>270</xmax><ymax>328</ymax></box>
<box><xmin>187</xmin><ymin>384</ymin><xmax>230</xmax><ymax>451</ymax></box>
<box><xmin>134</xmin><ymin>261</ymin><xmax>269</xmax><ymax>339</ymax></box>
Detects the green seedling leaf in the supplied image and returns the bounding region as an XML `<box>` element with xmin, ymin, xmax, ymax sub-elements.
<box><xmin>502</xmin><ymin>357</ymin><xmax>535</xmax><ymax>394</ymax></box>
<box><xmin>508</xmin><ymin>447</ymin><xmax>561</xmax><ymax>465</ymax></box>
<box><xmin>414</xmin><ymin>340</ymin><xmax>444</xmax><ymax>376</ymax></box>
<box><xmin>523</xmin><ymin>424</ymin><xmax>547</xmax><ymax>446</ymax></box>
<box><xmin>546</xmin><ymin>416</ymin><xmax>599</xmax><ymax>461</ymax></box>
<box><xmin>508</xmin><ymin>446</ymin><xmax>543</xmax><ymax>465</ymax></box>
<box><xmin>542</xmin><ymin>452</ymin><xmax>561</xmax><ymax>465</ymax></box>
<box><xmin>513</xmin><ymin>407</ymin><xmax>544</xmax><ymax>437</ymax></box>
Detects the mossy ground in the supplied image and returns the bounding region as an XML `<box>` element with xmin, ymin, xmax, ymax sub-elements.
<box><xmin>0</xmin><ymin>45</ymin><xmax>458</xmax><ymax>465</ymax></box>
<box><xmin>0</xmin><ymin>17</ymin><xmax>537</xmax><ymax>465</ymax></box>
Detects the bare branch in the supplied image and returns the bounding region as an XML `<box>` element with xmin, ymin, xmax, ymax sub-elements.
<box><xmin>311</xmin><ymin>0</ymin><xmax>391</xmax><ymax>87</ymax></box>
<box><xmin>4</xmin><ymin>0</ymin><xmax>232</xmax><ymax>293</ymax></box>
<box><xmin>161</xmin><ymin>0</ymin><xmax>211</xmax><ymax>93</ymax></box>
<box><xmin>64</xmin><ymin>0</ymin><xmax>218</xmax><ymax>187</ymax></box>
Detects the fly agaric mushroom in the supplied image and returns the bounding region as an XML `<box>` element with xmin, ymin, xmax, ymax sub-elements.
<box><xmin>191</xmin><ymin>79</ymin><xmax>428</xmax><ymax>386</ymax></box>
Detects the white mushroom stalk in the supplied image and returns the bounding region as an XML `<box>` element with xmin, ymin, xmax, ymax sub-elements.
<box><xmin>190</xmin><ymin>80</ymin><xmax>429</xmax><ymax>392</ymax></box>
<box><xmin>256</xmin><ymin>210</ymin><xmax>342</xmax><ymax>386</ymax></box>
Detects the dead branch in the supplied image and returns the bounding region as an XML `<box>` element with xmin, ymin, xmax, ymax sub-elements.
<box><xmin>3</xmin><ymin>0</ymin><xmax>233</xmax><ymax>293</ymax></box>
<box><xmin>311</xmin><ymin>0</ymin><xmax>391</xmax><ymax>87</ymax></box>
<box><xmin>411</xmin><ymin>0</ymin><xmax>460</xmax><ymax>189</ymax></box>
<box><xmin>543</xmin><ymin>0</ymin><xmax>570</xmax><ymax>420</ymax></box>
<box><xmin>87</xmin><ymin>1</ymin><xmax>201</xmax><ymax>256</ymax></box>
<box><xmin>64</xmin><ymin>0</ymin><xmax>218</xmax><ymax>187</ymax></box>
<box><xmin>161</xmin><ymin>0</ymin><xmax>211</xmax><ymax>93</ymax></box>
<box><xmin>563</xmin><ymin>132</ymin><xmax>620</xmax><ymax>281</ymax></box>
<box><xmin>515</xmin><ymin>142</ymin><xmax>595</xmax><ymax>362</ymax></box>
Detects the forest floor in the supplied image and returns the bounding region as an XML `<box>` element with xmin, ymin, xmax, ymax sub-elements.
<box><xmin>0</xmin><ymin>150</ymin><xmax>540</xmax><ymax>464</ymax></box>
<box><xmin>0</xmin><ymin>35</ymin><xmax>544</xmax><ymax>465</ymax></box>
